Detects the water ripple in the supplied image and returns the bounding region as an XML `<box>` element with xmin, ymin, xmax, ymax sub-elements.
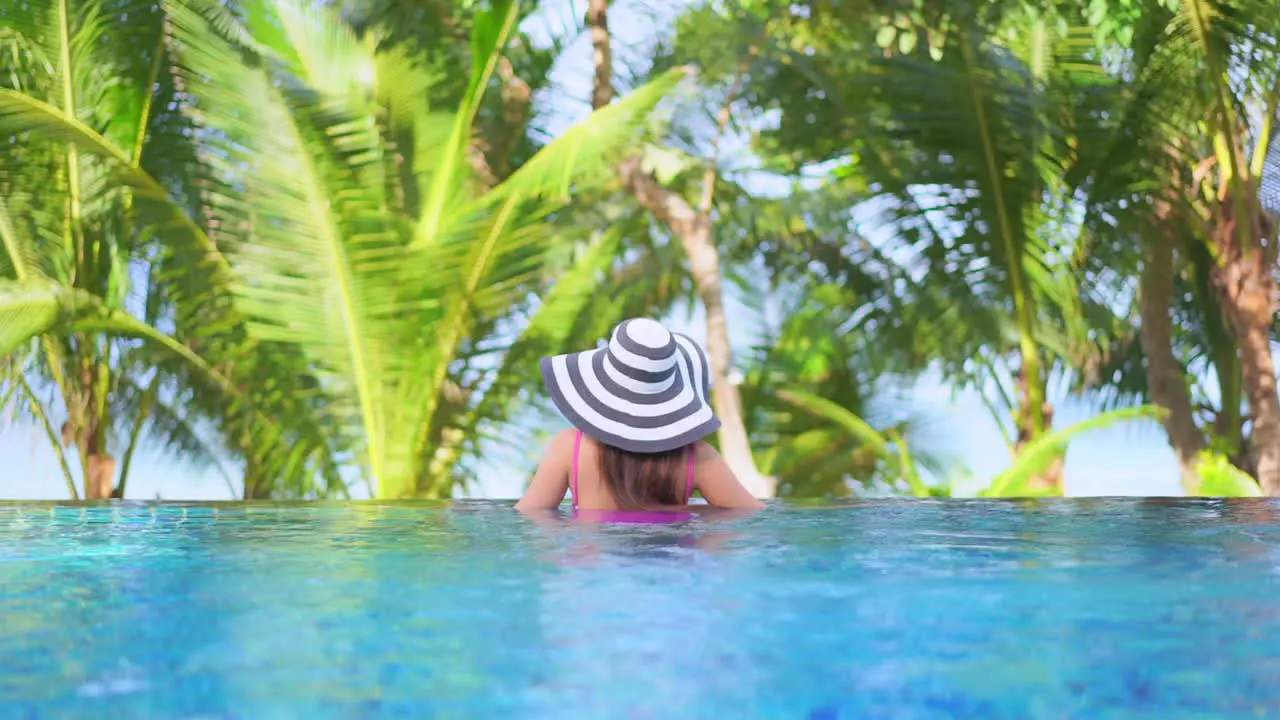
<box><xmin>2</xmin><ymin>499</ymin><xmax>1280</xmax><ymax>718</ymax></box>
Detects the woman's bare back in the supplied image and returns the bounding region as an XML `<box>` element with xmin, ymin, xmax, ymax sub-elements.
<box><xmin>515</xmin><ymin>430</ymin><xmax>764</xmax><ymax>512</ymax></box>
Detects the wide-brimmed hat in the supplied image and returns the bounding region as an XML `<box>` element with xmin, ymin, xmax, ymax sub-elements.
<box><xmin>540</xmin><ymin>318</ymin><xmax>721</xmax><ymax>453</ymax></box>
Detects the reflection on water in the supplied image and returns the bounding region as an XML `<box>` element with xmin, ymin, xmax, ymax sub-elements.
<box><xmin>2</xmin><ymin>499</ymin><xmax>1280</xmax><ymax>718</ymax></box>
<box><xmin>521</xmin><ymin>506</ymin><xmax>753</xmax><ymax>565</ymax></box>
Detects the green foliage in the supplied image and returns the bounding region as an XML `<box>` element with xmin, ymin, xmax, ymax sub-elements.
<box><xmin>1196</xmin><ymin>452</ymin><xmax>1262</xmax><ymax>497</ymax></box>
<box><xmin>0</xmin><ymin>0</ymin><xmax>682</xmax><ymax>498</ymax></box>
<box><xmin>739</xmin><ymin>280</ymin><xmax>947</xmax><ymax>498</ymax></box>
<box><xmin>1069</xmin><ymin>0</ymin><xmax>1280</xmax><ymax>472</ymax></box>
<box><xmin>981</xmin><ymin>406</ymin><xmax>1163</xmax><ymax>496</ymax></box>
<box><xmin>773</xmin><ymin>388</ymin><xmax>930</xmax><ymax>497</ymax></box>
<box><xmin>735</xmin><ymin>0</ymin><xmax>1129</xmax><ymax>457</ymax></box>
<box><xmin>3</xmin><ymin>0</ymin><xmax>1276</xmax><ymax>501</ymax></box>
<box><xmin>161</xmin><ymin>0</ymin><xmax>685</xmax><ymax>497</ymax></box>
<box><xmin>0</xmin><ymin>282</ymin><xmax>60</xmax><ymax>358</ymax></box>
<box><xmin>0</xmin><ymin>0</ymin><xmax>343</xmax><ymax>498</ymax></box>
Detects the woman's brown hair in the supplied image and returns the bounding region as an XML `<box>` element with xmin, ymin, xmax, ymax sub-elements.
<box><xmin>597</xmin><ymin>441</ymin><xmax>693</xmax><ymax>509</ymax></box>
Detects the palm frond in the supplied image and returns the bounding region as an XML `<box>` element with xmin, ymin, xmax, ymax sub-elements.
<box><xmin>983</xmin><ymin>404</ymin><xmax>1163</xmax><ymax>496</ymax></box>
<box><xmin>774</xmin><ymin>387</ymin><xmax>930</xmax><ymax>497</ymax></box>
<box><xmin>168</xmin><ymin>0</ymin><xmax>405</xmax><ymax>487</ymax></box>
<box><xmin>415</xmin><ymin>0</ymin><xmax>520</xmax><ymax>247</ymax></box>
<box><xmin>10</xmin><ymin>369</ymin><xmax>79</xmax><ymax>499</ymax></box>
<box><xmin>489</xmin><ymin>68</ymin><xmax>690</xmax><ymax>204</ymax></box>
<box><xmin>0</xmin><ymin>87</ymin><xmax>232</xmax><ymax>281</ymax></box>
<box><xmin>113</xmin><ymin>374</ymin><xmax>225</xmax><ymax>478</ymax></box>
<box><xmin>0</xmin><ymin>281</ymin><xmax>62</xmax><ymax>358</ymax></box>
<box><xmin>1196</xmin><ymin>450</ymin><xmax>1262</xmax><ymax>497</ymax></box>
<box><xmin>463</xmin><ymin>227</ymin><xmax>625</xmax><ymax>450</ymax></box>
<box><xmin>0</xmin><ymin>194</ymin><xmax>37</xmax><ymax>282</ymax></box>
<box><xmin>399</xmin><ymin>71</ymin><xmax>692</xmax><ymax>496</ymax></box>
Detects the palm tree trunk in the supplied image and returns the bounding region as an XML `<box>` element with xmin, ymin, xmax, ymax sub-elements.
<box><xmin>113</xmin><ymin>381</ymin><xmax>156</xmax><ymax>499</ymax></box>
<box><xmin>683</xmin><ymin>220</ymin><xmax>763</xmax><ymax>491</ymax></box>
<box><xmin>69</xmin><ymin>353</ymin><xmax>116</xmax><ymax>500</ymax></box>
<box><xmin>588</xmin><ymin>0</ymin><xmax>771</xmax><ymax>496</ymax></box>
<box><xmin>242</xmin><ymin>480</ymin><xmax>270</xmax><ymax>499</ymax></box>
<box><xmin>1190</xmin><ymin>245</ymin><xmax>1247</xmax><ymax>467</ymax></box>
<box><xmin>87</xmin><ymin>357</ymin><xmax>117</xmax><ymax>499</ymax></box>
<box><xmin>242</xmin><ymin>455</ymin><xmax>270</xmax><ymax>499</ymax></box>
<box><xmin>1138</xmin><ymin>236</ymin><xmax>1205</xmax><ymax>493</ymax></box>
<box><xmin>586</xmin><ymin>0</ymin><xmax>613</xmax><ymax>112</ymax></box>
<box><xmin>1210</xmin><ymin>194</ymin><xmax>1280</xmax><ymax>494</ymax></box>
<box><xmin>86</xmin><ymin>452</ymin><xmax>116</xmax><ymax>500</ymax></box>
<box><xmin>82</xmin><ymin>392</ymin><xmax>114</xmax><ymax>500</ymax></box>
<box><xmin>1237</xmin><ymin>318</ymin><xmax>1280</xmax><ymax>494</ymax></box>
<box><xmin>1012</xmin><ymin>366</ymin><xmax>1062</xmax><ymax>493</ymax></box>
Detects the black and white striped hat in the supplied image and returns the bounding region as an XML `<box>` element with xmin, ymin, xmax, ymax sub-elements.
<box><xmin>540</xmin><ymin>318</ymin><xmax>720</xmax><ymax>453</ymax></box>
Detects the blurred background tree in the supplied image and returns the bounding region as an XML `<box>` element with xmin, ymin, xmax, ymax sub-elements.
<box><xmin>2</xmin><ymin>0</ymin><xmax>1277</xmax><ymax>500</ymax></box>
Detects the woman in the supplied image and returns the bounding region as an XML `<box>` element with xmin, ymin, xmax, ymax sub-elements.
<box><xmin>515</xmin><ymin>318</ymin><xmax>764</xmax><ymax>515</ymax></box>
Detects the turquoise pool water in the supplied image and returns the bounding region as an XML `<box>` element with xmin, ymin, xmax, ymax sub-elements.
<box><xmin>2</xmin><ymin>499</ymin><xmax>1279</xmax><ymax>718</ymax></box>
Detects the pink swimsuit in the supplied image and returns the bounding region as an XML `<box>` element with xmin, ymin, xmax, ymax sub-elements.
<box><xmin>569</xmin><ymin>431</ymin><xmax>696</xmax><ymax>522</ymax></box>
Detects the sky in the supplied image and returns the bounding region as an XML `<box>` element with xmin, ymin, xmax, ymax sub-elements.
<box><xmin>0</xmin><ymin>0</ymin><xmax>1184</xmax><ymax>501</ymax></box>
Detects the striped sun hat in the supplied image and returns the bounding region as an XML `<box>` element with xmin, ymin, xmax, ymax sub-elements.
<box><xmin>540</xmin><ymin>318</ymin><xmax>721</xmax><ymax>453</ymax></box>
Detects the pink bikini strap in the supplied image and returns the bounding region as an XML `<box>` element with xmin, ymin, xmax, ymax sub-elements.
<box><xmin>686</xmin><ymin>448</ymin><xmax>696</xmax><ymax>502</ymax></box>
<box><xmin>571</xmin><ymin>430</ymin><xmax>583</xmax><ymax>508</ymax></box>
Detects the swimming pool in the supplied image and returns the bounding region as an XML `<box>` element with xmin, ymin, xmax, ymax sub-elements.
<box><xmin>2</xmin><ymin>499</ymin><xmax>1278</xmax><ymax>718</ymax></box>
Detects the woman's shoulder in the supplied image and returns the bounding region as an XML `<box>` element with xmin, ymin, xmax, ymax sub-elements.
<box><xmin>540</xmin><ymin>429</ymin><xmax>579</xmax><ymax>463</ymax></box>
<box><xmin>693</xmin><ymin>440</ymin><xmax>722</xmax><ymax>463</ymax></box>
<box><xmin>550</xmin><ymin>428</ymin><xmax>579</xmax><ymax>451</ymax></box>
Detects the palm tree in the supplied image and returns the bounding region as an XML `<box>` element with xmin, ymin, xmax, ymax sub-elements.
<box><xmin>156</xmin><ymin>0</ymin><xmax>686</xmax><ymax>497</ymax></box>
<box><xmin>584</xmin><ymin>0</ymin><xmax>776</xmax><ymax>497</ymax></box>
<box><xmin>739</xmin><ymin>282</ymin><xmax>946</xmax><ymax>497</ymax></box>
<box><xmin>1</xmin><ymin>0</ymin><xmax>358</xmax><ymax>500</ymax></box>
<box><xmin>1078</xmin><ymin>0</ymin><xmax>1280</xmax><ymax>493</ymax></box>
<box><xmin>1</xmin><ymin>0</ymin><xmax>684</xmax><ymax>499</ymax></box>
<box><xmin>748</xmin><ymin>0</ymin><xmax>1118</xmax><ymax>494</ymax></box>
<box><xmin>0</xmin><ymin>0</ymin><xmax>283</xmax><ymax>499</ymax></box>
